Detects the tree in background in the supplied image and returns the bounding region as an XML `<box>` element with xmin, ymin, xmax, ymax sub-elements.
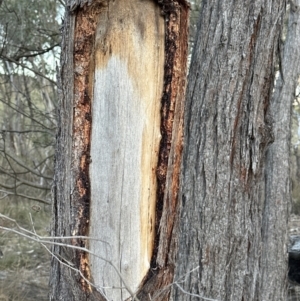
<box><xmin>291</xmin><ymin>86</ymin><xmax>300</xmax><ymax>214</ymax></box>
<box><xmin>0</xmin><ymin>1</ymin><xmax>62</xmax><ymax>299</ymax></box>
<box><xmin>0</xmin><ymin>0</ymin><xmax>62</xmax><ymax>206</ymax></box>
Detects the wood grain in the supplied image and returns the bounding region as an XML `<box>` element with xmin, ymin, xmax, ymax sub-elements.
<box><xmin>89</xmin><ymin>1</ymin><xmax>164</xmax><ymax>299</ymax></box>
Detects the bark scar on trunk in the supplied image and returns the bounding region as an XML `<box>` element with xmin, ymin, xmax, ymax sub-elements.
<box><xmin>72</xmin><ymin>1</ymin><xmax>188</xmax><ymax>299</ymax></box>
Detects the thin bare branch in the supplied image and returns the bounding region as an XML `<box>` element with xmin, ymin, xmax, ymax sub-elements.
<box><xmin>0</xmin><ymin>166</ymin><xmax>51</xmax><ymax>190</ymax></box>
<box><xmin>0</xmin><ymin>145</ymin><xmax>53</xmax><ymax>180</ymax></box>
<box><xmin>0</xmin><ymin>181</ymin><xmax>22</xmax><ymax>190</ymax></box>
<box><xmin>57</xmin><ymin>0</ymin><xmax>66</xmax><ymax>7</ymax></box>
<box><xmin>0</xmin><ymin>214</ymin><xmax>139</xmax><ymax>301</ymax></box>
<box><xmin>0</xmin><ymin>55</ymin><xmax>57</xmax><ymax>85</ymax></box>
<box><xmin>7</xmin><ymin>177</ymin><xmax>49</xmax><ymax>190</ymax></box>
<box><xmin>174</xmin><ymin>283</ymin><xmax>220</xmax><ymax>301</ymax></box>
<box><xmin>0</xmin><ymin>98</ymin><xmax>55</xmax><ymax>131</ymax></box>
<box><xmin>1</xmin><ymin>129</ymin><xmax>53</xmax><ymax>135</ymax></box>
<box><xmin>12</xmin><ymin>43</ymin><xmax>60</xmax><ymax>61</ymax></box>
<box><xmin>0</xmin><ymin>213</ymin><xmax>219</xmax><ymax>301</ymax></box>
<box><xmin>0</xmin><ymin>189</ymin><xmax>50</xmax><ymax>204</ymax></box>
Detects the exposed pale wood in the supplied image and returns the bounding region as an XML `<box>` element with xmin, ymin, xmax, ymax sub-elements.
<box><xmin>135</xmin><ymin>1</ymin><xmax>189</xmax><ymax>300</ymax></box>
<box><xmin>89</xmin><ymin>1</ymin><xmax>164</xmax><ymax>299</ymax></box>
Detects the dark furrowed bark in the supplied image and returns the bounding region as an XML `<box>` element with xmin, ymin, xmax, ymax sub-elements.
<box><xmin>263</xmin><ymin>1</ymin><xmax>300</xmax><ymax>299</ymax></box>
<box><xmin>174</xmin><ymin>1</ymin><xmax>287</xmax><ymax>300</ymax></box>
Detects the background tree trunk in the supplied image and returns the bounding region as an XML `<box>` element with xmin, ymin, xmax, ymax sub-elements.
<box><xmin>173</xmin><ymin>1</ymin><xmax>290</xmax><ymax>300</ymax></box>
<box><xmin>263</xmin><ymin>1</ymin><xmax>300</xmax><ymax>299</ymax></box>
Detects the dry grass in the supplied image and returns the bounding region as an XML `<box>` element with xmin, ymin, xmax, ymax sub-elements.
<box><xmin>0</xmin><ymin>199</ymin><xmax>50</xmax><ymax>300</ymax></box>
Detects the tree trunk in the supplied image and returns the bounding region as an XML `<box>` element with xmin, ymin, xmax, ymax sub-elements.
<box><xmin>51</xmin><ymin>0</ymin><xmax>299</xmax><ymax>300</ymax></box>
<box><xmin>263</xmin><ymin>1</ymin><xmax>300</xmax><ymax>298</ymax></box>
<box><xmin>50</xmin><ymin>0</ymin><xmax>188</xmax><ymax>300</ymax></box>
<box><xmin>173</xmin><ymin>1</ymin><xmax>291</xmax><ymax>300</ymax></box>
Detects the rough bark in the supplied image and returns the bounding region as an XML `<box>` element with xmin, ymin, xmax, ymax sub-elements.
<box><xmin>173</xmin><ymin>1</ymin><xmax>289</xmax><ymax>301</ymax></box>
<box><xmin>264</xmin><ymin>0</ymin><xmax>300</xmax><ymax>296</ymax></box>
<box><xmin>50</xmin><ymin>2</ymin><xmax>105</xmax><ymax>300</ymax></box>
<box><xmin>50</xmin><ymin>0</ymin><xmax>188</xmax><ymax>300</ymax></box>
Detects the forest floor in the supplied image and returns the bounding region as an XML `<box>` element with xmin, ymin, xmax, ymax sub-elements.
<box><xmin>0</xmin><ymin>206</ymin><xmax>300</xmax><ymax>300</ymax></box>
<box><xmin>0</xmin><ymin>201</ymin><xmax>50</xmax><ymax>301</ymax></box>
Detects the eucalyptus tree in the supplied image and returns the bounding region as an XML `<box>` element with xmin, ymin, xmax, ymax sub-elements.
<box><xmin>51</xmin><ymin>0</ymin><xmax>299</xmax><ymax>301</ymax></box>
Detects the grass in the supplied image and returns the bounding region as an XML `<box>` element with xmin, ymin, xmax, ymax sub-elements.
<box><xmin>0</xmin><ymin>198</ymin><xmax>51</xmax><ymax>300</ymax></box>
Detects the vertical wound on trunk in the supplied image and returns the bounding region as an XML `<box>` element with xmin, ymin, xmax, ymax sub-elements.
<box><xmin>72</xmin><ymin>1</ymin><xmax>188</xmax><ymax>300</ymax></box>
